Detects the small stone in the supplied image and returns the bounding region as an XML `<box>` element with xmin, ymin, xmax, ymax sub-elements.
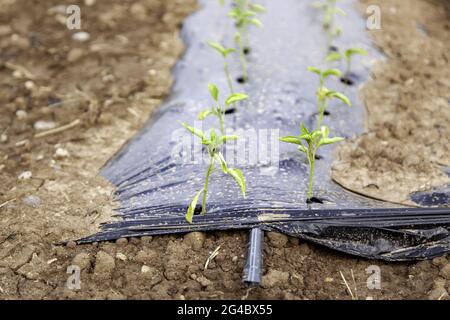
<box><xmin>141</xmin><ymin>236</ymin><xmax>152</xmax><ymax>245</ymax></box>
<box><xmin>130</xmin><ymin>237</ymin><xmax>140</xmax><ymax>245</ymax></box>
<box><xmin>72</xmin><ymin>31</ymin><xmax>90</xmax><ymax>42</ymax></box>
<box><xmin>134</xmin><ymin>249</ymin><xmax>157</xmax><ymax>265</ymax></box>
<box><xmin>324</xmin><ymin>277</ymin><xmax>334</xmax><ymax>283</ymax></box>
<box><xmin>298</xmin><ymin>243</ymin><xmax>311</xmax><ymax>256</ymax></box>
<box><xmin>16</xmin><ymin>110</ymin><xmax>27</xmax><ymax>119</ymax></box>
<box><xmin>94</xmin><ymin>251</ymin><xmax>115</xmax><ymax>275</ymax></box>
<box><xmin>66</xmin><ymin>241</ymin><xmax>77</xmax><ymax>249</ymax></box>
<box><xmin>183</xmin><ymin>232</ymin><xmax>206</xmax><ymax>250</ymax></box>
<box><xmin>18</xmin><ymin>171</ymin><xmax>32</xmax><ymax>180</ymax></box>
<box><xmin>141</xmin><ymin>265</ymin><xmax>151</xmax><ymax>273</ymax></box>
<box><xmin>23</xmin><ymin>195</ymin><xmax>41</xmax><ymax>208</ymax></box>
<box><xmin>232</xmin><ymin>256</ymin><xmax>238</xmax><ymax>262</ymax></box>
<box><xmin>440</xmin><ymin>264</ymin><xmax>450</xmax><ymax>280</ymax></box>
<box><xmin>10</xmin><ymin>34</ymin><xmax>30</xmax><ymax>49</ymax></box>
<box><xmin>116</xmin><ymin>253</ymin><xmax>127</xmax><ymax>261</ymax></box>
<box><xmin>72</xmin><ymin>252</ymin><xmax>91</xmax><ymax>270</ymax></box>
<box><xmin>432</xmin><ymin>256</ymin><xmax>448</xmax><ymax>267</ymax></box>
<box><xmin>84</xmin><ymin>0</ymin><xmax>96</xmax><ymax>6</ymax></box>
<box><xmin>116</xmin><ymin>238</ymin><xmax>128</xmax><ymax>246</ymax></box>
<box><xmin>261</xmin><ymin>269</ymin><xmax>290</xmax><ymax>289</ymax></box>
<box><xmin>196</xmin><ymin>276</ymin><xmax>213</xmax><ymax>287</ymax></box>
<box><xmin>0</xmin><ymin>25</ymin><xmax>12</xmax><ymax>36</ymax></box>
<box><xmin>24</xmin><ymin>80</ymin><xmax>35</xmax><ymax>90</ymax></box>
<box><xmin>290</xmin><ymin>273</ymin><xmax>304</xmax><ymax>287</ymax></box>
<box><xmin>0</xmin><ymin>133</ymin><xmax>7</xmax><ymax>143</ymax></box>
<box><xmin>130</xmin><ymin>3</ymin><xmax>147</xmax><ymax>20</ymax></box>
<box><xmin>54</xmin><ymin>147</ymin><xmax>70</xmax><ymax>159</ymax></box>
<box><xmin>34</xmin><ymin>120</ymin><xmax>56</xmax><ymax>130</ymax></box>
<box><xmin>67</xmin><ymin>48</ymin><xmax>84</xmax><ymax>62</ymax></box>
<box><xmin>267</xmin><ymin>232</ymin><xmax>288</xmax><ymax>248</ymax></box>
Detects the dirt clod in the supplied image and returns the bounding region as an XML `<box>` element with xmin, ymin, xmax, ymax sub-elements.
<box><xmin>261</xmin><ymin>269</ymin><xmax>290</xmax><ymax>289</ymax></box>
<box><xmin>183</xmin><ymin>232</ymin><xmax>206</xmax><ymax>251</ymax></box>
<box><xmin>266</xmin><ymin>232</ymin><xmax>288</xmax><ymax>248</ymax></box>
<box><xmin>94</xmin><ymin>251</ymin><xmax>115</xmax><ymax>276</ymax></box>
<box><xmin>72</xmin><ymin>252</ymin><xmax>91</xmax><ymax>271</ymax></box>
<box><xmin>439</xmin><ymin>264</ymin><xmax>450</xmax><ymax>280</ymax></box>
<box><xmin>16</xmin><ymin>253</ymin><xmax>47</xmax><ymax>280</ymax></box>
<box><xmin>134</xmin><ymin>249</ymin><xmax>158</xmax><ymax>265</ymax></box>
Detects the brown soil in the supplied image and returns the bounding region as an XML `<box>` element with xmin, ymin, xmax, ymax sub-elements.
<box><xmin>0</xmin><ymin>0</ymin><xmax>449</xmax><ymax>300</ymax></box>
<box><xmin>332</xmin><ymin>0</ymin><xmax>450</xmax><ymax>206</ymax></box>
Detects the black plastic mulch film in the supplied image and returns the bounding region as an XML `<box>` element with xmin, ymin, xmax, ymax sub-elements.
<box><xmin>77</xmin><ymin>0</ymin><xmax>450</xmax><ymax>262</ymax></box>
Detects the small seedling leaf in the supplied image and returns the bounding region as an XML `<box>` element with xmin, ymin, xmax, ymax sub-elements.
<box><xmin>207</xmin><ymin>41</ymin><xmax>225</xmax><ymax>55</ymax></box>
<box><xmin>298</xmin><ymin>145</ymin><xmax>308</xmax><ymax>154</ymax></box>
<box><xmin>330</xmin><ymin>92</ymin><xmax>352</xmax><ymax>106</ymax></box>
<box><xmin>209</xmin><ymin>128</ymin><xmax>217</xmax><ymax>143</ymax></box>
<box><xmin>220</xmin><ymin>135</ymin><xmax>239</xmax><ymax>143</ymax></box>
<box><xmin>249</xmin><ymin>3</ymin><xmax>266</xmax><ymax>13</ymax></box>
<box><xmin>208</xmin><ymin>83</ymin><xmax>219</xmax><ymax>101</ymax></box>
<box><xmin>207</xmin><ymin>41</ymin><xmax>235</xmax><ymax>57</ymax></box>
<box><xmin>227</xmin><ymin>168</ymin><xmax>246</xmax><ymax>197</ymax></box>
<box><xmin>311</xmin><ymin>130</ymin><xmax>322</xmax><ymax>141</ymax></box>
<box><xmin>345</xmin><ymin>48</ymin><xmax>368</xmax><ymax>60</ymax></box>
<box><xmin>249</xmin><ymin>18</ymin><xmax>263</xmax><ymax>28</ymax></box>
<box><xmin>198</xmin><ymin>109</ymin><xmax>213</xmax><ymax>120</ymax></box>
<box><xmin>321</xmin><ymin>126</ymin><xmax>329</xmax><ymax>138</ymax></box>
<box><xmin>307</xmin><ymin>66</ymin><xmax>322</xmax><ymax>76</ymax></box>
<box><xmin>300</xmin><ymin>123</ymin><xmax>310</xmax><ymax>135</ymax></box>
<box><xmin>225</xmin><ymin>93</ymin><xmax>249</xmax><ymax>106</ymax></box>
<box><xmin>182</xmin><ymin>122</ymin><xmax>205</xmax><ymax>140</ymax></box>
<box><xmin>322</xmin><ymin>68</ymin><xmax>342</xmax><ymax>78</ymax></box>
<box><xmin>280</xmin><ymin>136</ymin><xmax>302</xmax><ymax>145</ymax></box>
<box><xmin>186</xmin><ymin>188</ymin><xmax>204</xmax><ymax>223</ymax></box>
<box><xmin>325</xmin><ymin>52</ymin><xmax>342</xmax><ymax>62</ymax></box>
<box><xmin>320</xmin><ymin>136</ymin><xmax>345</xmax><ymax>146</ymax></box>
<box><xmin>214</xmin><ymin>152</ymin><xmax>228</xmax><ymax>173</ymax></box>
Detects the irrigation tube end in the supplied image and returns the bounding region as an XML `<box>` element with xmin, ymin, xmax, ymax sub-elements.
<box><xmin>242</xmin><ymin>227</ymin><xmax>264</xmax><ymax>286</ymax></box>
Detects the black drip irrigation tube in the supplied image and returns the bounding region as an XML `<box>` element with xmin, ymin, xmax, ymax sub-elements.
<box><xmin>243</xmin><ymin>228</ymin><xmax>264</xmax><ymax>285</ymax></box>
<box><xmin>75</xmin><ymin>0</ymin><xmax>450</xmax><ymax>284</ymax></box>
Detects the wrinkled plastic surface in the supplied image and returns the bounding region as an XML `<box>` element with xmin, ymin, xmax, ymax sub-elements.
<box><xmin>78</xmin><ymin>0</ymin><xmax>450</xmax><ymax>261</ymax></box>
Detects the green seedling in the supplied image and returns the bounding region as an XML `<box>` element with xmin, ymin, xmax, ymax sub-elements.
<box><xmin>307</xmin><ymin>66</ymin><xmax>351</xmax><ymax>127</ymax></box>
<box><xmin>280</xmin><ymin>124</ymin><xmax>344</xmax><ymax>202</ymax></box>
<box><xmin>229</xmin><ymin>0</ymin><xmax>265</xmax><ymax>81</ymax></box>
<box><xmin>207</xmin><ymin>41</ymin><xmax>236</xmax><ymax>94</ymax></box>
<box><xmin>314</xmin><ymin>0</ymin><xmax>346</xmax><ymax>50</ymax></box>
<box><xmin>326</xmin><ymin>48</ymin><xmax>368</xmax><ymax>80</ymax></box>
<box><xmin>182</xmin><ymin>84</ymin><xmax>248</xmax><ymax>223</ymax></box>
<box><xmin>307</xmin><ymin>66</ymin><xmax>341</xmax><ymax>88</ymax></box>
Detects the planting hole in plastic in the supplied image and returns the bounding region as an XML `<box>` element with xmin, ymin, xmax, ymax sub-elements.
<box><xmin>236</xmin><ymin>76</ymin><xmax>246</xmax><ymax>84</ymax></box>
<box><xmin>225</xmin><ymin>107</ymin><xmax>237</xmax><ymax>115</ymax></box>
<box><xmin>307</xmin><ymin>197</ymin><xmax>325</xmax><ymax>204</ymax></box>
